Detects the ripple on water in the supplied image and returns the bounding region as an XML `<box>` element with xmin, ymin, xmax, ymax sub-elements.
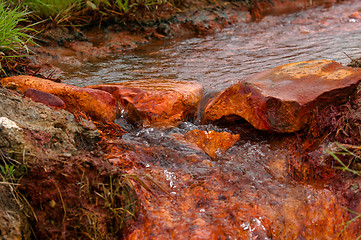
<box><xmin>62</xmin><ymin>0</ymin><xmax>361</xmax><ymax>94</ymax></box>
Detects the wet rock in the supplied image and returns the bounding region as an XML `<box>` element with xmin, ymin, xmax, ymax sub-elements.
<box><xmin>251</xmin><ymin>0</ymin><xmax>338</xmax><ymax>19</ymax></box>
<box><xmin>121</xmin><ymin>141</ymin><xmax>359</xmax><ymax>239</ymax></box>
<box><xmin>263</xmin><ymin>187</ymin><xmax>356</xmax><ymax>239</ymax></box>
<box><xmin>89</xmin><ymin>79</ymin><xmax>204</xmax><ymax>127</ymax></box>
<box><xmin>0</xmin><ymin>87</ymin><xmax>100</xmax><ymax>159</ymax></box>
<box><xmin>184</xmin><ymin>129</ymin><xmax>240</xmax><ymax>158</ymax></box>
<box><xmin>1</xmin><ymin>75</ymin><xmax>116</xmax><ymax>122</ymax></box>
<box><xmin>24</xmin><ymin>88</ymin><xmax>65</xmax><ymax>109</ymax></box>
<box><xmin>349</xmin><ymin>12</ymin><xmax>361</xmax><ymax>20</ymax></box>
<box><xmin>203</xmin><ymin>60</ymin><xmax>361</xmax><ymax>132</ymax></box>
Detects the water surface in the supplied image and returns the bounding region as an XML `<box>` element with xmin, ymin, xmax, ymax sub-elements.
<box><xmin>60</xmin><ymin>1</ymin><xmax>361</xmax><ymax>238</ymax></box>
<box><xmin>62</xmin><ymin>0</ymin><xmax>361</xmax><ymax>95</ymax></box>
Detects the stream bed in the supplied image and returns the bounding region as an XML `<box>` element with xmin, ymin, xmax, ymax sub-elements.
<box><xmin>62</xmin><ymin>0</ymin><xmax>361</xmax><ymax>93</ymax></box>
<box><xmin>59</xmin><ymin>1</ymin><xmax>361</xmax><ymax>239</ymax></box>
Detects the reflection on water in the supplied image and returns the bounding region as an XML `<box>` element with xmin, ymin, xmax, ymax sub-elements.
<box><xmin>63</xmin><ymin>0</ymin><xmax>361</xmax><ymax>94</ymax></box>
<box><xmin>59</xmin><ymin>0</ymin><xmax>361</xmax><ymax>238</ymax></box>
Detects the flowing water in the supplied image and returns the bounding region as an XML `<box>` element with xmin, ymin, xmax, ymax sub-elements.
<box><xmin>62</xmin><ymin>1</ymin><xmax>361</xmax><ymax>93</ymax></box>
<box><xmin>61</xmin><ymin>1</ymin><xmax>361</xmax><ymax>239</ymax></box>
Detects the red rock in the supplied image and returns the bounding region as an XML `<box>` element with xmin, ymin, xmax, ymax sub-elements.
<box><xmin>349</xmin><ymin>12</ymin><xmax>361</xmax><ymax>20</ymax></box>
<box><xmin>184</xmin><ymin>129</ymin><xmax>240</xmax><ymax>158</ymax></box>
<box><xmin>203</xmin><ymin>60</ymin><xmax>361</xmax><ymax>132</ymax></box>
<box><xmin>1</xmin><ymin>76</ymin><xmax>116</xmax><ymax>122</ymax></box>
<box><xmin>89</xmin><ymin>79</ymin><xmax>204</xmax><ymax>127</ymax></box>
<box><xmin>24</xmin><ymin>88</ymin><xmax>65</xmax><ymax>109</ymax></box>
<box><xmin>251</xmin><ymin>0</ymin><xmax>338</xmax><ymax>19</ymax></box>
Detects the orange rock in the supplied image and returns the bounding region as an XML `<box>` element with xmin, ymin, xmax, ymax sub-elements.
<box><xmin>89</xmin><ymin>79</ymin><xmax>204</xmax><ymax>127</ymax></box>
<box><xmin>1</xmin><ymin>75</ymin><xmax>116</xmax><ymax>122</ymax></box>
<box><xmin>203</xmin><ymin>60</ymin><xmax>361</xmax><ymax>132</ymax></box>
<box><xmin>184</xmin><ymin>129</ymin><xmax>240</xmax><ymax>158</ymax></box>
<box><xmin>24</xmin><ymin>88</ymin><xmax>65</xmax><ymax>109</ymax></box>
<box><xmin>252</xmin><ymin>0</ymin><xmax>338</xmax><ymax>18</ymax></box>
<box><xmin>349</xmin><ymin>12</ymin><xmax>361</xmax><ymax>20</ymax></box>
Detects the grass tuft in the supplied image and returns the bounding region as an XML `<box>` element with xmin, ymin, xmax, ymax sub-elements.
<box><xmin>22</xmin><ymin>0</ymin><xmax>83</xmax><ymax>25</ymax></box>
<box><xmin>20</xmin><ymin>0</ymin><xmax>176</xmax><ymax>26</ymax></box>
<box><xmin>78</xmin><ymin>172</ymin><xmax>139</xmax><ymax>238</ymax></box>
<box><xmin>327</xmin><ymin>143</ymin><xmax>361</xmax><ymax>237</ymax></box>
<box><xmin>0</xmin><ymin>2</ymin><xmax>36</xmax><ymax>76</ymax></box>
<box><xmin>327</xmin><ymin>142</ymin><xmax>361</xmax><ymax>176</ymax></box>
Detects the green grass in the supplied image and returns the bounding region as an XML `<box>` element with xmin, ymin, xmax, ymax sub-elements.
<box><xmin>0</xmin><ymin>1</ymin><xmax>36</xmax><ymax>76</ymax></box>
<box><xmin>0</xmin><ymin>2</ymin><xmax>34</xmax><ymax>54</ymax></box>
<box><xmin>0</xmin><ymin>163</ymin><xmax>15</xmax><ymax>181</ymax></box>
<box><xmin>20</xmin><ymin>0</ymin><xmax>174</xmax><ymax>25</ymax></box>
<box><xmin>328</xmin><ymin>143</ymin><xmax>361</xmax><ymax>176</ymax></box>
<box><xmin>78</xmin><ymin>173</ymin><xmax>139</xmax><ymax>238</ymax></box>
<box><xmin>327</xmin><ymin>143</ymin><xmax>361</xmax><ymax>237</ymax></box>
<box><xmin>22</xmin><ymin>0</ymin><xmax>83</xmax><ymax>24</ymax></box>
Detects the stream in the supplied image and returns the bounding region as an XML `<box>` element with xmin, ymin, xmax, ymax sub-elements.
<box><xmin>61</xmin><ymin>1</ymin><xmax>361</xmax><ymax>239</ymax></box>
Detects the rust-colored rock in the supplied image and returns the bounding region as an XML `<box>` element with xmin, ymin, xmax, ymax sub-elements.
<box><xmin>184</xmin><ymin>129</ymin><xmax>240</xmax><ymax>158</ymax></box>
<box><xmin>251</xmin><ymin>0</ymin><xmax>338</xmax><ymax>19</ymax></box>
<box><xmin>1</xmin><ymin>75</ymin><xmax>116</xmax><ymax>122</ymax></box>
<box><xmin>89</xmin><ymin>80</ymin><xmax>204</xmax><ymax>127</ymax></box>
<box><xmin>203</xmin><ymin>60</ymin><xmax>361</xmax><ymax>132</ymax></box>
<box><xmin>24</xmin><ymin>88</ymin><xmax>66</xmax><ymax>109</ymax></box>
